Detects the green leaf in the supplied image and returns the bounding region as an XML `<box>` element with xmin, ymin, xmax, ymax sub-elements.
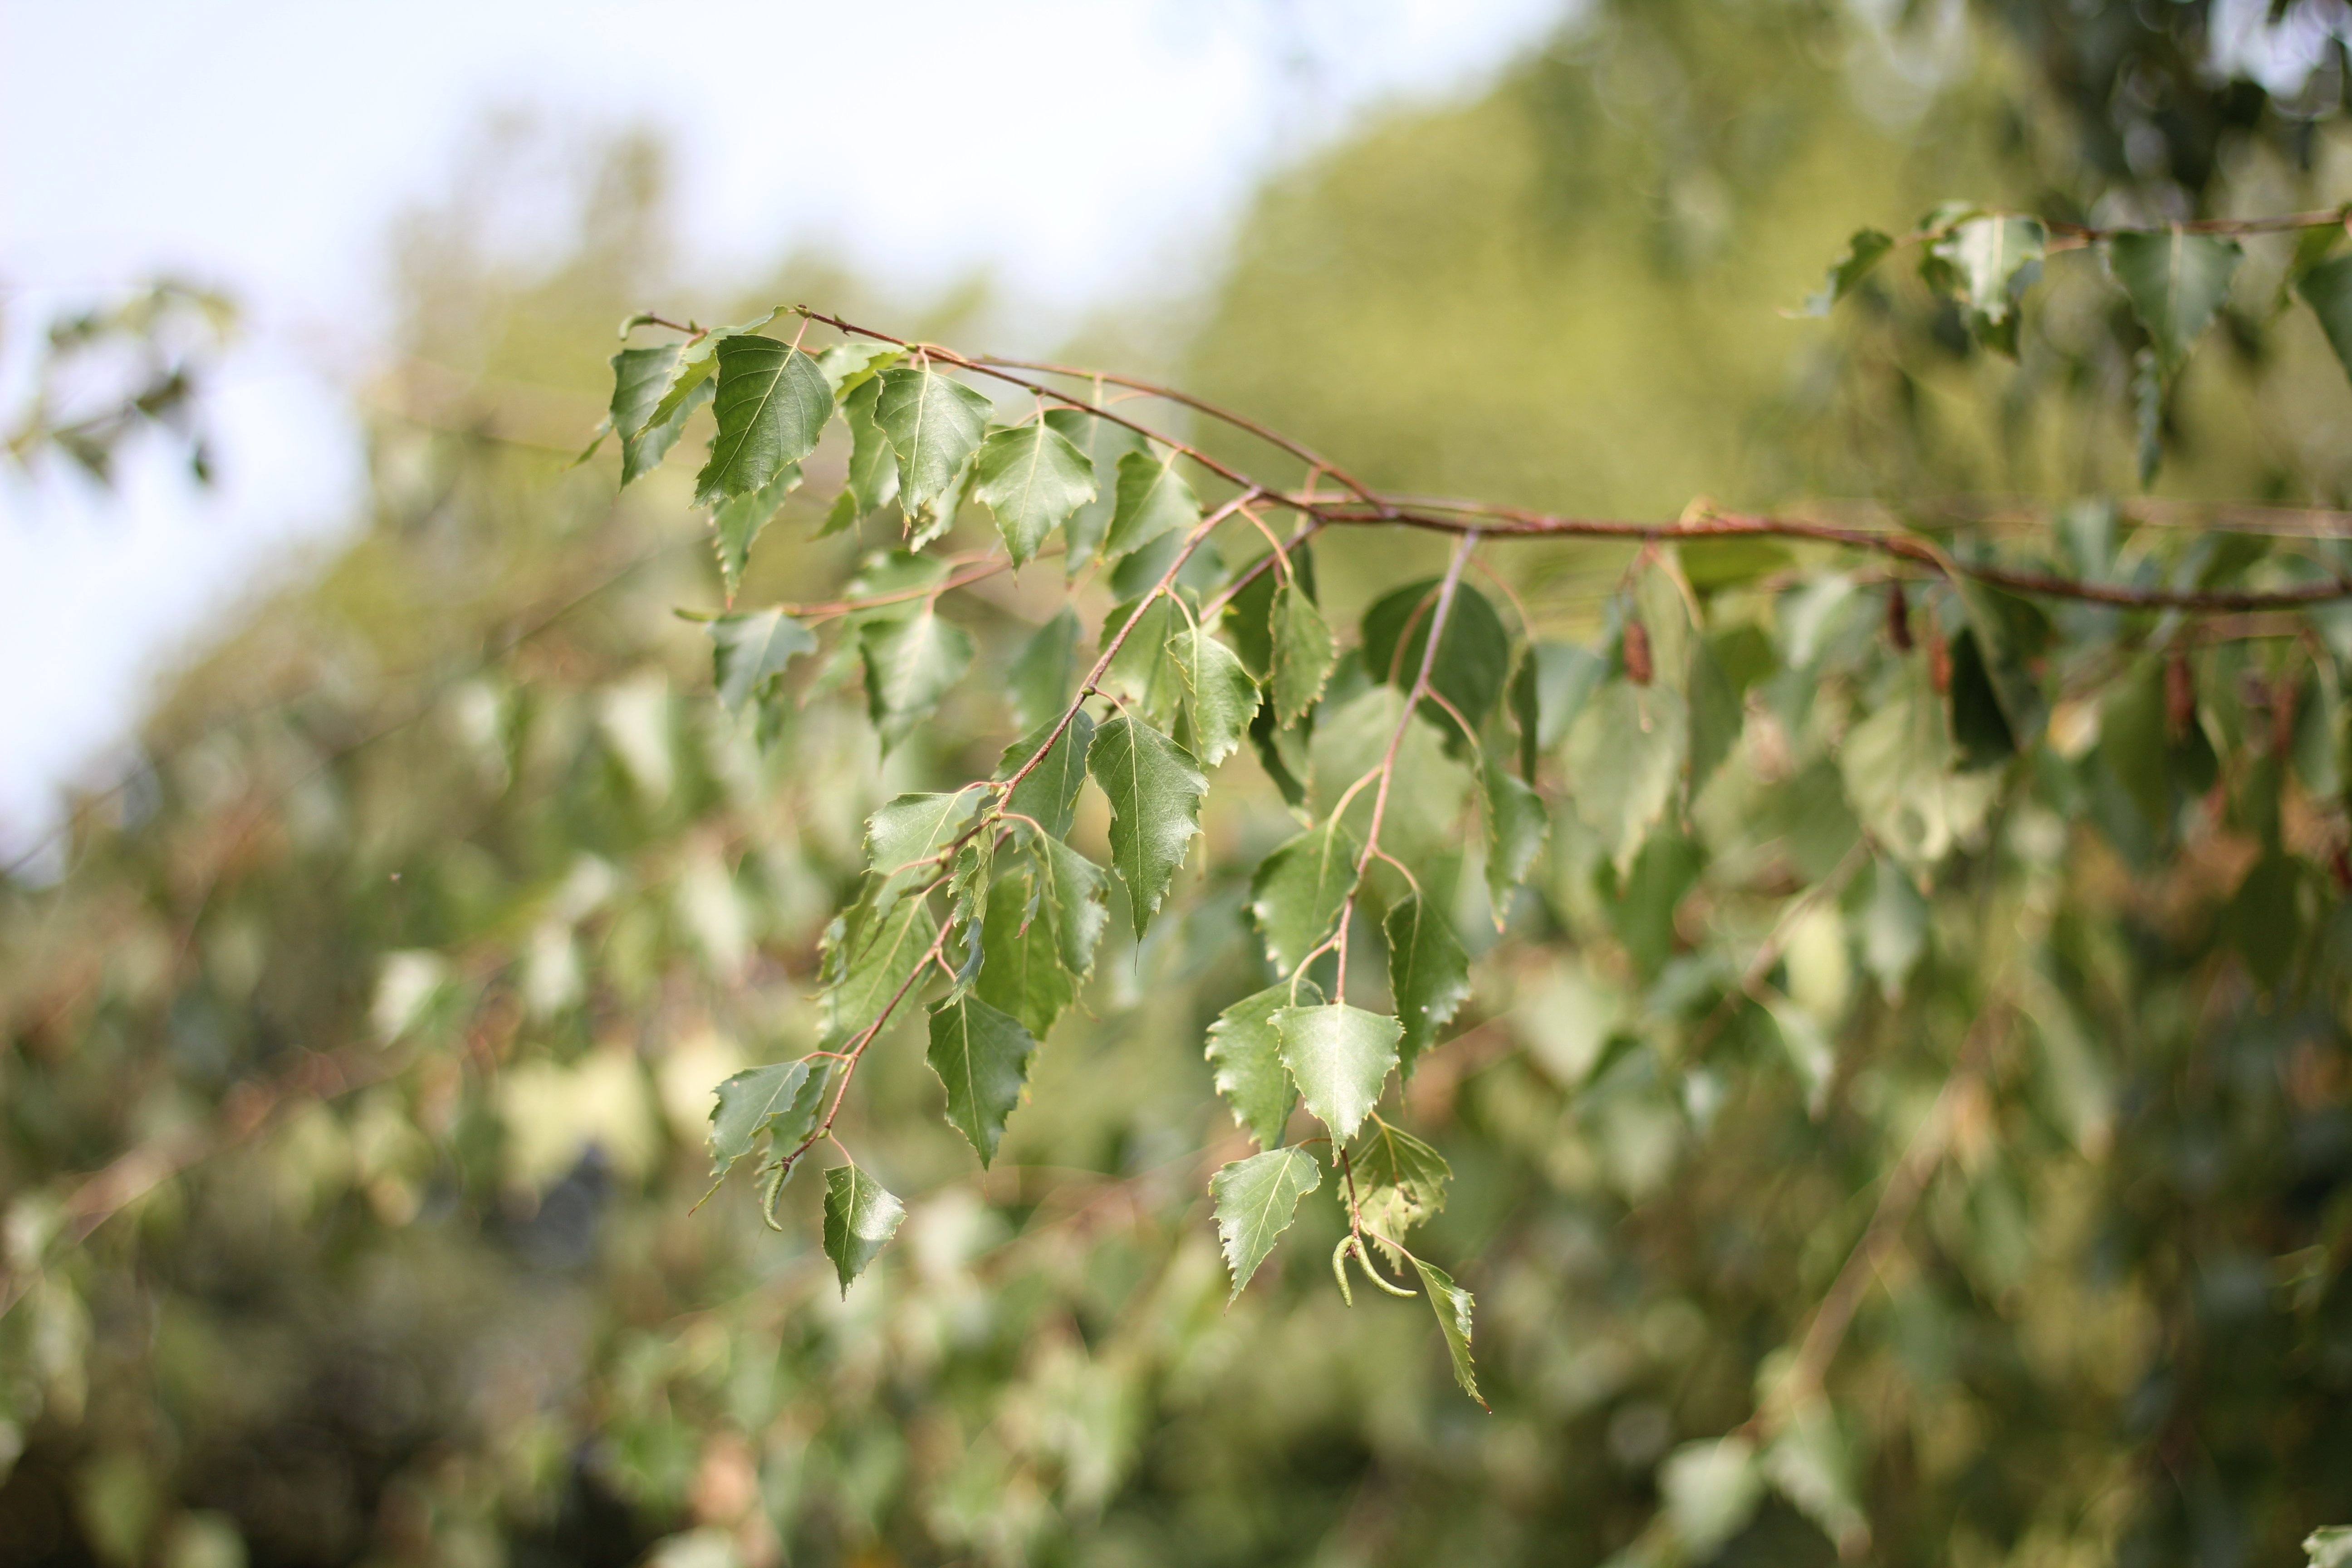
<box><xmin>874</xmin><ymin>365</ymin><xmax>993</xmax><ymax>523</ymax></box>
<box><xmin>2297</xmin><ymin>252</ymin><xmax>2352</xmax><ymax>388</ymax></box>
<box><xmin>859</xmin><ymin>610</ymin><xmax>976</xmax><ymax>753</ymax></box>
<box><xmin>1606</xmin><ymin>831</ymin><xmax>1705</xmax><ymax>979</ymax></box>
<box><xmin>975</xmin><ymin>867</ymin><xmax>1074</xmax><ymax>1037</ymax></box>
<box><xmin>815</xmin><ymin>340</ymin><xmax>902</xmax><ymax>398</ymax></box>
<box><xmin>902</xmin><ymin>450</ymin><xmax>975</xmax><ymax>550</ymax></box>
<box><xmin>1794</xmin><ymin>227</ymin><xmax>1893</xmax><ymax>316</ymax></box>
<box><xmin>2132</xmin><ymin>348</ymin><xmax>2165</xmax><ymax>487</ymax></box>
<box><xmin>999</xmin><ymin>710</ymin><xmax>1095</xmax><ymax>841</ymax></box>
<box><xmin>1480</xmin><ymin>766</ymin><xmax>1548</xmax><ymax>921</ymax></box>
<box><xmin>1221</xmin><ymin>554</ymin><xmax>1282</xmax><ymax>677</ymax></box>
<box><xmin>1009</xmin><ymin>605</ymin><xmax>1081</xmax><ymax>734</ymax></box>
<box><xmin>710</xmin><ymin>463</ymin><xmax>802</xmax><ymax>600</ymax></box>
<box><xmin>1661</xmin><ymin>1437</ymin><xmax>1763</xmax><ymax>1555</ymax></box>
<box><xmin>2224</xmin><ymin>853</ymin><xmax>2303</xmax><ymax>992</ymax></box>
<box><xmin>1312</xmin><ymin>686</ymin><xmax>1476</xmax><ymax>872</ymax></box>
<box><xmin>1922</xmin><ymin>215</ymin><xmax>2045</xmax><ymax>356</ymax></box>
<box><xmin>608</xmin><ymin>343</ymin><xmax>709</xmax><ymax>486</ymax></box>
<box><xmin>822</xmin><ymin>1164</ymin><xmax>906</xmax><ymax>1296</ymax></box>
<box><xmin>1682</xmin><ymin>539</ymin><xmax>1796</xmax><ymax>598</ymax></box>
<box><xmin>864</xmin><ymin>788</ymin><xmax>985</xmax><ymax>902</ymax></box>
<box><xmin>1761</xmin><ymin>1405</ymin><xmax>1869</xmax><ymax>1557</ymax></box>
<box><xmin>709</xmin><ymin>608</ymin><xmax>817</xmax><ymax>713</ymax></box>
<box><xmin>973</xmin><ymin>421</ymin><xmax>1097</xmax><ymax>567</ymax></box>
<box><xmin>637</xmin><ymin>307</ymin><xmax>782</xmax><ymax>436</ymax></box>
<box><xmin>1171</xmin><ymin>626</ymin><xmax>1260</xmax><ymax>768</ymax></box>
<box><xmin>1208</xmin><ymin>1146</ymin><xmax>1322</xmax><ymax>1301</ymax></box>
<box><xmin>1272</xmin><ymin>582</ymin><xmax>1338</xmax><ymax>725</ymax></box>
<box><xmin>1088</xmin><ymin>715</ymin><xmax>1208</xmax><ymax>938</ymax></box>
<box><xmin>1249</xmin><ymin>821</ymin><xmax>1360</xmax><ymax>973</ymax></box>
<box><xmin>1275</xmin><ymin>1003</ymin><xmax>1401</xmax><ymax>1142</ymax></box>
<box><xmin>1043</xmin><ymin>407</ymin><xmax>1146</xmax><ymax>576</ymax></box>
<box><xmin>693</xmin><ymin>337</ymin><xmax>833</xmax><ymax>509</ymax></box>
<box><xmin>2291</xmin><ymin>662</ymin><xmax>2343</xmax><ymax>800</ymax></box>
<box><xmin>1035</xmin><ymin>834</ymin><xmax>1111</xmax><ymax>981</ymax></box>
<box><xmin>1351</xmin><ymin>1118</ymin><xmax>1450</xmax><ymax>1256</ymax></box>
<box><xmin>1251</xmin><ymin>702</ymin><xmax>1312</xmax><ymax>810</ymax></box>
<box><xmin>1858</xmin><ymin>857</ymin><xmax>1929</xmax><ymax>1001</ymax></box>
<box><xmin>1686</xmin><ymin>635</ymin><xmax>1744</xmax><ymax>791</ymax></box>
<box><xmin>1564</xmin><ymin>680</ymin><xmax>1689</xmax><ymax>872</ymax></box>
<box><xmin>2306</xmin><ymin>1526</ymin><xmax>2352</xmax><ymax>1568</ymax></box>
<box><xmin>1361</xmin><ymin>580</ymin><xmax>1512</xmax><ymax>746</ymax></box>
<box><xmin>1409</xmin><ymin>1255</ymin><xmax>1485</xmax><ymax>1408</ymax></box>
<box><xmin>926</xmin><ymin>990</ymin><xmax>1039</xmax><ymax>1168</ymax></box>
<box><xmin>1839</xmin><ymin>661</ymin><xmax>1999</xmax><ymax>867</ymax></box>
<box><xmin>1514</xmin><ymin>641</ymin><xmax>1606</xmax><ymax>774</ymax></box>
<box><xmin>707</xmin><ymin>1058</ymin><xmax>829</xmax><ymax>1181</ymax></box>
<box><xmin>840</xmin><ymin>549</ymin><xmax>947</xmax><ymax>626</ymax></box>
<box><xmin>818</xmin><ymin>889</ymin><xmax>936</xmax><ymax>1049</ymax></box>
<box><xmin>1205</xmin><ymin>980</ymin><xmax>1321</xmax><ymax>1149</ymax></box>
<box><xmin>1098</xmin><ymin>596</ymin><xmax>1183</xmax><ymax>724</ymax></box>
<box><xmin>1103</xmin><ymin>449</ymin><xmax>1201</xmax><ymax>560</ymax></box>
<box><xmin>2107</xmin><ymin>228</ymin><xmax>2243</xmax><ymax>374</ymax></box>
<box><xmin>825</xmin><ymin>374</ymin><xmax>900</xmax><ymax>531</ymax></box>
<box><xmin>1384</xmin><ymin>895</ymin><xmax>1470</xmax><ymax>1076</ymax></box>
<box><xmin>1950</xmin><ymin>578</ymin><xmax>2049</xmax><ymax>750</ymax></box>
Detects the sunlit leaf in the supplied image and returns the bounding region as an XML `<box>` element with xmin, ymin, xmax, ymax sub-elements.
<box><xmin>1409</xmin><ymin>1255</ymin><xmax>1485</xmax><ymax>1408</ymax></box>
<box><xmin>973</xmin><ymin>420</ymin><xmax>1096</xmax><ymax>567</ymax></box>
<box><xmin>1274</xmin><ymin>1003</ymin><xmax>1401</xmax><ymax>1142</ymax></box>
<box><xmin>1206</xmin><ymin>980</ymin><xmax>1322</xmax><ymax>1149</ymax></box>
<box><xmin>874</xmin><ymin>364</ymin><xmax>992</xmax><ymax>522</ymax></box>
<box><xmin>822</xmin><ymin>1164</ymin><xmax>906</xmax><ymax>1296</ymax></box>
<box><xmin>1103</xmin><ymin>449</ymin><xmax>1200</xmax><ymax>560</ymax></box>
<box><xmin>1209</xmin><ymin>1146</ymin><xmax>1321</xmax><ymax>1301</ymax></box>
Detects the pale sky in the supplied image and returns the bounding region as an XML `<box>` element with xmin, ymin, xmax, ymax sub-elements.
<box><xmin>0</xmin><ymin>0</ymin><xmax>1567</xmax><ymax>858</ymax></box>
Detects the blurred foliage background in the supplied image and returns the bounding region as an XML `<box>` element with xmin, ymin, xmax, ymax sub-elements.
<box><xmin>6</xmin><ymin>1</ymin><xmax>2352</xmax><ymax>1564</ymax></box>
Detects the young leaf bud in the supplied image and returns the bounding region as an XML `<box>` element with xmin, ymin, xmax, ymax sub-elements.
<box><xmin>2165</xmin><ymin>649</ymin><xmax>2195</xmax><ymax>742</ymax></box>
<box><xmin>1885</xmin><ymin>582</ymin><xmax>1913</xmax><ymax>652</ymax></box>
<box><xmin>1623</xmin><ymin>617</ymin><xmax>1653</xmax><ymax>686</ymax></box>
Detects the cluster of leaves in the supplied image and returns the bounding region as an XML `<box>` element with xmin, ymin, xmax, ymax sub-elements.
<box><xmin>592</xmin><ymin>211</ymin><xmax>2352</xmax><ymax>1446</ymax></box>
<box><xmin>1</xmin><ymin>284</ymin><xmax>234</xmax><ymax>486</ymax></box>
<box><xmin>1803</xmin><ymin>203</ymin><xmax>2352</xmax><ymax>482</ymax></box>
<box><xmin>597</xmin><ymin>312</ymin><xmax>1540</xmax><ymax>1400</ymax></box>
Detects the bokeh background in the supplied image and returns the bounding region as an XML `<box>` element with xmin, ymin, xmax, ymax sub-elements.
<box><xmin>6</xmin><ymin>1</ymin><xmax>2352</xmax><ymax>1565</ymax></box>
